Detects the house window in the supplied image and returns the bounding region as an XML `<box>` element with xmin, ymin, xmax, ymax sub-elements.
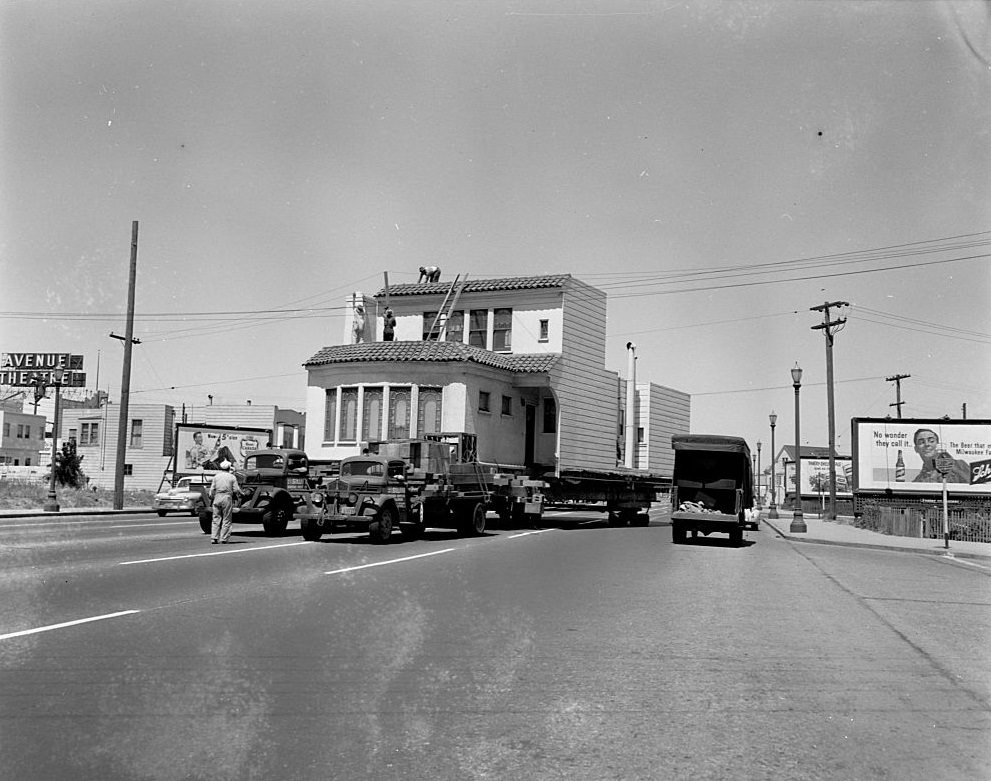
<box><xmin>123</xmin><ymin>464</ymin><xmax>133</xmax><ymax>476</ymax></box>
<box><xmin>637</xmin><ymin>426</ymin><xmax>644</xmax><ymax>444</ymax></box>
<box><xmin>81</xmin><ymin>422</ymin><xmax>100</xmax><ymax>446</ymax></box>
<box><xmin>469</xmin><ymin>309</ymin><xmax>488</xmax><ymax>348</ymax></box>
<box><xmin>539</xmin><ymin>319</ymin><xmax>549</xmax><ymax>342</ymax></box>
<box><xmin>25</xmin><ymin>458</ymin><xmax>31</xmax><ymax>466</ymax></box>
<box><xmin>478</xmin><ymin>390</ymin><xmax>491</xmax><ymax>413</ymax></box>
<box><xmin>445</xmin><ymin>310</ymin><xmax>464</xmax><ymax>342</ymax></box>
<box><xmin>16</xmin><ymin>424</ymin><xmax>24</xmax><ymax>439</ymax></box>
<box><xmin>68</xmin><ymin>427</ymin><xmax>77</xmax><ymax>444</ymax></box>
<box><xmin>339</xmin><ymin>387</ymin><xmax>359</xmax><ymax>441</ymax></box>
<box><xmin>422</xmin><ymin>311</ymin><xmax>440</xmax><ymax>340</ymax></box>
<box><xmin>388</xmin><ymin>387</ymin><xmax>411</xmax><ymax>439</ymax></box>
<box><xmin>417</xmin><ymin>387</ymin><xmax>442</xmax><ymax>435</ymax></box>
<box><xmin>501</xmin><ymin>395</ymin><xmax>513</xmax><ymax>416</ymax></box>
<box><xmin>2</xmin><ymin>422</ymin><xmax>8</xmax><ymax>438</ymax></box>
<box><xmin>324</xmin><ymin>389</ymin><xmax>338</xmax><ymax>441</ymax></box>
<box><xmin>130</xmin><ymin>419</ymin><xmax>143</xmax><ymax>448</ymax></box>
<box><xmin>362</xmin><ymin>387</ymin><xmax>383</xmax><ymax>441</ymax></box>
<box><xmin>543</xmin><ymin>397</ymin><xmax>557</xmax><ymax>433</ymax></box>
<box><xmin>493</xmin><ymin>308</ymin><xmax>512</xmax><ymax>351</ymax></box>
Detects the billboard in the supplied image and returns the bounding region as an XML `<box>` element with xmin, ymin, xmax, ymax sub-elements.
<box><xmin>175</xmin><ymin>424</ymin><xmax>271</xmax><ymax>475</ymax></box>
<box><xmin>851</xmin><ymin>418</ymin><xmax>991</xmax><ymax>495</ymax></box>
<box><xmin>784</xmin><ymin>457</ymin><xmax>854</xmax><ymax>498</ymax></box>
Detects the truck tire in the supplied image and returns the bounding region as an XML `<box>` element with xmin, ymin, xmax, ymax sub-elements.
<box><xmin>300</xmin><ymin>517</ymin><xmax>323</xmax><ymax>542</ymax></box>
<box><xmin>262</xmin><ymin>503</ymin><xmax>291</xmax><ymax>536</ymax></box>
<box><xmin>157</xmin><ymin>510</ymin><xmax>168</xmax><ymax>517</ymax></box>
<box><xmin>671</xmin><ymin>521</ymin><xmax>687</xmax><ymax>544</ymax></box>
<box><xmin>459</xmin><ymin>502</ymin><xmax>486</xmax><ymax>536</ymax></box>
<box><xmin>729</xmin><ymin>526</ymin><xmax>744</xmax><ymax>546</ymax></box>
<box><xmin>198</xmin><ymin>511</ymin><xmax>212</xmax><ymax>535</ymax></box>
<box><xmin>370</xmin><ymin>504</ymin><xmax>395</xmax><ymax>544</ymax></box>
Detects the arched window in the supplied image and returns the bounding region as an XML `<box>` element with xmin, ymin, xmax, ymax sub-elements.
<box><xmin>389</xmin><ymin>388</ymin><xmax>411</xmax><ymax>439</ymax></box>
<box><xmin>418</xmin><ymin>388</ymin><xmax>442</xmax><ymax>434</ymax></box>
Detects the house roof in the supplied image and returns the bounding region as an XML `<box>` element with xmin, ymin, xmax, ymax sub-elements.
<box><xmin>779</xmin><ymin>444</ymin><xmax>843</xmax><ymax>460</ymax></box>
<box><xmin>376</xmin><ymin>274</ymin><xmax>573</xmax><ymax>298</ymax></box>
<box><xmin>303</xmin><ymin>341</ymin><xmax>559</xmax><ymax>374</ymax></box>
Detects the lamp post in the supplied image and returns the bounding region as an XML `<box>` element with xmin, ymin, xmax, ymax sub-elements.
<box><xmin>790</xmin><ymin>364</ymin><xmax>806</xmax><ymax>533</ymax></box>
<box><xmin>769</xmin><ymin>412</ymin><xmax>778</xmax><ymax>519</ymax></box>
<box><xmin>756</xmin><ymin>440</ymin><xmax>762</xmax><ymax>506</ymax></box>
<box><xmin>43</xmin><ymin>367</ymin><xmax>65</xmax><ymax>513</ymax></box>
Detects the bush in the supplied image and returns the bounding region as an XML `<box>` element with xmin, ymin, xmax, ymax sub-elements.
<box><xmin>53</xmin><ymin>439</ymin><xmax>85</xmax><ymax>488</ymax></box>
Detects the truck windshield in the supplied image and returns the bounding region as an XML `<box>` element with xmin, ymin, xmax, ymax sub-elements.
<box><xmin>342</xmin><ymin>460</ymin><xmax>385</xmax><ymax>477</ymax></box>
<box><xmin>247</xmin><ymin>454</ymin><xmax>284</xmax><ymax>470</ymax></box>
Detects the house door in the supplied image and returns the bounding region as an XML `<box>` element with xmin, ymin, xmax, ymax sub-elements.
<box><xmin>524</xmin><ymin>404</ymin><xmax>536</xmax><ymax>467</ymax></box>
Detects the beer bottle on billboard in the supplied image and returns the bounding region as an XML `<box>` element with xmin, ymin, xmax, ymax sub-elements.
<box><xmin>895</xmin><ymin>449</ymin><xmax>905</xmax><ymax>482</ymax></box>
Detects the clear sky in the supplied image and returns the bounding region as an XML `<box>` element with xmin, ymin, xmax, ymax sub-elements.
<box><xmin>2</xmin><ymin>0</ymin><xmax>989</xmax><ymax>460</ymax></box>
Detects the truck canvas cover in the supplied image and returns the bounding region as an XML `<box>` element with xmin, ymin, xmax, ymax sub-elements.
<box><xmin>671</xmin><ymin>434</ymin><xmax>751</xmax><ymax>455</ymax></box>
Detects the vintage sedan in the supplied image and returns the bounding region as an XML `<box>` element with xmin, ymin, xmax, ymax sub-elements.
<box><xmin>152</xmin><ymin>475</ymin><xmax>211</xmax><ymax>517</ymax></box>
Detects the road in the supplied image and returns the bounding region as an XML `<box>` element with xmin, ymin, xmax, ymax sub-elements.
<box><xmin>1</xmin><ymin>508</ymin><xmax>989</xmax><ymax>781</ymax></box>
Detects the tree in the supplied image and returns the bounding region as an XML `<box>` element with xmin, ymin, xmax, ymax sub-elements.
<box><xmin>53</xmin><ymin>439</ymin><xmax>85</xmax><ymax>488</ymax></box>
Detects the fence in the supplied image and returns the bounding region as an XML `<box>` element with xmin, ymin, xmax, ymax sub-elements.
<box><xmin>856</xmin><ymin>496</ymin><xmax>991</xmax><ymax>543</ymax></box>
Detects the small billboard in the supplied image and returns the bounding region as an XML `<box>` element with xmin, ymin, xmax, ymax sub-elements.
<box><xmin>851</xmin><ymin>418</ymin><xmax>991</xmax><ymax>495</ymax></box>
<box><xmin>175</xmin><ymin>423</ymin><xmax>271</xmax><ymax>476</ymax></box>
<box><xmin>784</xmin><ymin>457</ymin><xmax>854</xmax><ymax>498</ymax></box>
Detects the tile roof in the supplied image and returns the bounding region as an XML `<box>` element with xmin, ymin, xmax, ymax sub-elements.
<box><xmin>376</xmin><ymin>274</ymin><xmax>572</xmax><ymax>298</ymax></box>
<box><xmin>304</xmin><ymin>341</ymin><xmax>559</xmax><ymax>374</ymax></box>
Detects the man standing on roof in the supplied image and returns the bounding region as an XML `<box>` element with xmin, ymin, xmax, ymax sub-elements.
<box><xmin>418</xmin><ymin>265</ymin><xmax>441</xmax><ymax>282</ymax></box>
<box><xmin>382</xmin><ymin>307</ymin><xmax>396</xmax><ymax>341</ymax></box>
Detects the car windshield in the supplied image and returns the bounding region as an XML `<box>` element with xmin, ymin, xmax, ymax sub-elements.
<box><xmin>176</xmin><ymin>479</ymin><xmax>192</xmax><ymax>490</ymax></box>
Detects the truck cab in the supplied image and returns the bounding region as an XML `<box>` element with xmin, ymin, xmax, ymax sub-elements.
<box><xmin>669</xmin><ymin>435</ymin><xmax>755</xmax><ymax>545</ymax></box>
<box><xmin>300</xmin><ymin>454</ymin><xmax>424</xmax><ymax>544</ymax></box>
<box><xmin>197</xmin><ymin>448</ymin><xmax>326</xmax><ymax>536</ymax></box>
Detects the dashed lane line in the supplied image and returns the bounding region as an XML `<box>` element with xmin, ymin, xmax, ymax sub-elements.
<box><xmin>119</xmin><ymin>541</ymin><xmax>311</xmax><ymax>565</ymax></box>
<box><xmin>0</xmin><ymin>610</ymin><xmax>140</xmax><ymax>641</ymax></box>
<box><xmin>507</xmin><ymin>529</ymin><xmax>556</xmax><ymax>539</ymax></box>
<box><xmin>325</xmin><ymin>548</ymin><xmax>456</xmax><ymax>575</ymax></box>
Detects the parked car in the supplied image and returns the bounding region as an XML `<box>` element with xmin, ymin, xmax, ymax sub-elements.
<box><xmin>153</xmin><ymin>475</ymin><xmax>211</xmax><ymax>517</ymax></box>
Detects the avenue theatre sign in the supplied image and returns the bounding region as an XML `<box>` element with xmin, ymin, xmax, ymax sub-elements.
<box><xmin>0</xmin><ymin>353</ymin><xmax>87</xmax><ymax>387</ymax></box>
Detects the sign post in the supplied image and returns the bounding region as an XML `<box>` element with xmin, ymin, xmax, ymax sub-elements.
<box><xmin>936</xmin><ymin>453</ymin><xmax>954</xmax><ymax>549</ymax></box>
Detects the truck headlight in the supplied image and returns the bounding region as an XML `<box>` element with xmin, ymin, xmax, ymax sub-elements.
<box><xmin>311</xmin><ymin>492</ymin><xmax>324</xmax><ymax>506</ymax></box>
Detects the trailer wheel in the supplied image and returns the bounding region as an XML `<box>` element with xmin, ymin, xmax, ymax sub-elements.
<box><xmin>460</xmin><ymin>502</ymin><xmax>486</xmax><ymax>536</ymax></box>
<box><xmin>300</xmin><ymin>517</ymin><xmax>323</xmax><ymax>542</ymax></box>
<box><xmin>671</xmin><ymin>521</ymin><xmax>687</xmax><ymax>544</ymax></box>
<box><xmin>198</xmin><ymin>511</ymin><xmax>212</xmax><ymax>535</ymax></box>
<box><xmin>370</xmin><ymin>505</ymin><xmax>395</xmax><ymax>544</ymax></box>
<box><xmin>262</xmin><ymin>503</ymin><xmax>291</xmax><ymax>536</ymax></box>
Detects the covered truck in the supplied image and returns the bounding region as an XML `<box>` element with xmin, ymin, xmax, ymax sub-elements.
<box><xmin>669</xmin><ymin>434</ymin><xmax>755</xmax><ymax>545</ymax></box>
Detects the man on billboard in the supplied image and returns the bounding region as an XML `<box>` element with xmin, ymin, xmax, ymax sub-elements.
<box><xmin>185</xmin><ymin>431</ymin><xmax>237</xmax><ymax>471</ymax></box>
<box><xmin>912</xmin><ymin>428</ymin><xmax>971</xmax><ymax>484</ymax></box>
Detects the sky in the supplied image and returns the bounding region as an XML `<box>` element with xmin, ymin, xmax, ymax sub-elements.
<box><xmin>1</xmin><ymin>0</ymin><xmax>989</xmax><ymax>460</ymax></box>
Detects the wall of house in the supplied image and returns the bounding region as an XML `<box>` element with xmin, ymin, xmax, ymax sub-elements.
<box><xmin>60</xmin><ymin>404</ymin><xmax>175</xmax><ymax>491</ymax></box>
<box><xmin>639</xmin><ymin>382</ymin><xmax>691</xmax><ymax>474</ymax></box>
<box><xmin>0</xmin><ymin>409</ymin><xmax>47</xmax><ymax>466</ymax></box>
<box><xmin>551</xmin><ymin>278</ymin><xmax>618</xmax><ymax>473</ymax></box>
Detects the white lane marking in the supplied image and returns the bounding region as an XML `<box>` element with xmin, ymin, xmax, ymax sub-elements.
<box><xmin>0</xmin><ymin>610</ymin><xmax>140</xmax><ymax>641</ymax></box>
<box><xmin>325</xmin><ymin>548</ymin><xmax>455</xmax><ymax>575</ymax></box>
<box><xmin>940</xmin><ymin>553</ymin><xmax>990</xmax><ymax>571</ymax></box>
<box><xmin>119</xmin><ymin>541</ymin><xmax>310</xmax><ymax>565</ymax></box>
<box><xmin>110</xmin><ymin>521</ymin><xmax>192</xmax><ymax>528</ymax></box>
<box><xmin>507</xmin><ymin>529</ymin><xmax>555</xmax><ymax>539</ymax></box>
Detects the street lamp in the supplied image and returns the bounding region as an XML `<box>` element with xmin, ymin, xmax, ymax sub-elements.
<box><xmin>43</xmin><ymin>366</ymin><xmax>65</xmax><ymax>513</ymax></box>
<box><xmin>790</xmin><ymin>364</ymin><xmax>806</xmax><ymax>533</ymax></box>
<box><xmin>769</xmin><ymin>412</ymin><xmax>778</xmax><ymax>519</ymax></box>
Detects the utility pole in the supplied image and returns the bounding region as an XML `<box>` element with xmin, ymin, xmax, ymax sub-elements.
<box><xmin>113</xmin><ymin>221</ymin><xmax>139</xmax><ymax>510</ymax></box>
<box><xmin>886</xmin><ymin>374</ymin><xmax>910</xmax><ymax>418</ymax></box>
<box><xmin>811</xmin><ymin>300</ymin><xmax>848</xmax><ymax>521</ymax></box>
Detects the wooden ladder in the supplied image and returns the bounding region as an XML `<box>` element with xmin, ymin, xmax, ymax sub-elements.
<box><xmin>424</xmin><ymin>274</ymin><xmax>468</xmax><ymax>341</ymax></box>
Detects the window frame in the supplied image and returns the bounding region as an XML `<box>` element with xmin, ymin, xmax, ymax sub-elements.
<box><xmin>478</xmin><ymin>390</ymin><xmax>491</xmax><ymax>413</ymax></box>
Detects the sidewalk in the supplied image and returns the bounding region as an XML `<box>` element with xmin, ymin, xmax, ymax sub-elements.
<box><xmin>761</xmin><ymin>511</ymin><xmax>991</xmax><ymax>562</ymax></box>
<box><xmin>0</xmin><ymin>506</ymin><xmax>151</xmax><ymax>519</ymax></box>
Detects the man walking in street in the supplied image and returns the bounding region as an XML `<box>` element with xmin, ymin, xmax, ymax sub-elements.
<box><xmin>209</xmin><ymin>460</ymin><xmax>241</xmax><ymax>544</ymax></box>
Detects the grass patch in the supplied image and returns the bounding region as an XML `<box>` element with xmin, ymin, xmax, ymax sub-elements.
<box><xmin>0</xmin><ymin>479</ymin><xmax>155</xmax><ymax>510</ymax></box>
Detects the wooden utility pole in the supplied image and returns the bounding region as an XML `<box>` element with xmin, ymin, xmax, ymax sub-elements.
<box><xmin>113</xmin><ymin>221</ymin><xmax>139</xmax><ymax>510</ymax></box>
<box><xmin>811</xmin><ymin>300</ymin><xmax>848</xmax><ymax>521</ymax></box>
<box><xmin>886</xmin><ymin>374</ymin><xmax>910</xmax><ymax>418</ymax></box>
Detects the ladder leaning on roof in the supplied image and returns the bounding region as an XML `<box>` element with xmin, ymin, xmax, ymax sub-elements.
<box><xmin>424</xmin><ymin>274</ymin><xmax>468</xmax><ymax>341</ymax></box>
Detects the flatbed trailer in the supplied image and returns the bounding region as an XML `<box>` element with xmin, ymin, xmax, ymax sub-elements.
<box><xmin>541</xmin><ymin>467</ymin><xmax>669</xmax><ymax>526</ymax></box>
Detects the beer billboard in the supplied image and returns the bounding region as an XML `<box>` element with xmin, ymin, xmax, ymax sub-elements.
<box><xmin>851</xmin><ymin>418</ymin><xmax>991</xmax><ymax>495</ymax></box>
<box><xmin>784</xmin><ymin>457</ymin><xmax>854</xmax><ymax>498</ymax></box>
<box><xmin>175</xmin><ymin>424</ymin><xmax>271</xmax><ymax>476</ymax></box>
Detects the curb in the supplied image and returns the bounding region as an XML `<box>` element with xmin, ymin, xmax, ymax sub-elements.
<box><xmin>0</xmin><ymin>508</ymin><xmax>153</xmax><ymax>520</ymax></box>
<box><xmin>761</xmin><ymin>518</ymin><xmax>991</xmax><ymax>562</ymax></box>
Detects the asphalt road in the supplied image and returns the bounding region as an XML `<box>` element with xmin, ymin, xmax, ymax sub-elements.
<box><xmin>1</xmin><ymin>509</ymin><xmax>989</xmax><ymax>781</ymax></box>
